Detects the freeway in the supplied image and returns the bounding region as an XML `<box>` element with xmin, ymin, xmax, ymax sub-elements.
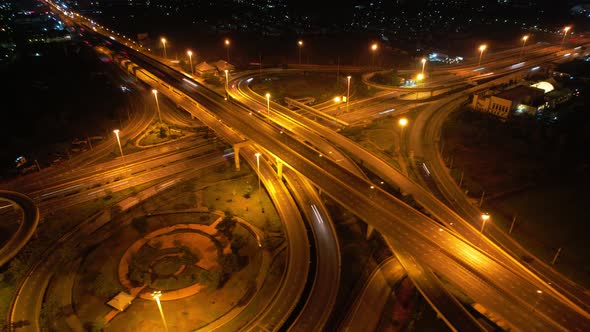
<box><xmin>132</xmin><ymin>57</ymin><xmax>590</xmax><ymax>331</ymax></box>
<box><xmin>44</xmin><ymin>3</ymin><xmax>590</xmax><ymax>329</ymax></box>
<box><xmin>340</xmin><ymin>257</ymin><xmax>406</xmax><ymax>331</ymax></box>
<box><xmin>236</xmin><ymin>40</ymin><xmax>590</xmax><ymax>311</ymax></box>
<box><xmin>228</xmin><ymin>50</ymin><xmax>590</xmax><ymax>330</ymax></box>
<box><xmin>1</xmin><ymin>91</ymin><xmax>155</xmax><ymax>191</ymax></box>
<box><xmin>0</xmin><ymin>191</ymin><xmax>39</xmax><ymax>267</ymax></box>
<box><xmin>282</xmin><ymin>167</ymin><xmax>341</xmax><ymax>331</ymax></box>
<box><xmin>410</xmin><ymin>90</ymin><xmax>590</xmax><ymax>313</ymax></box>
<box><xmin>229</xmin><ymin>70</ymin><xmax>485</xmax><ymax>331</ymax></box>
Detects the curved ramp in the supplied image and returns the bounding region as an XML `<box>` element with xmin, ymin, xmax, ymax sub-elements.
<box><xmin>0</xmin><ymin>190</ymin><xmax>39</xmax><ymax>266</ymax></box>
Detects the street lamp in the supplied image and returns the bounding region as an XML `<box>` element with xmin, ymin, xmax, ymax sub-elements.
<box><xmin>520</xmin><ymin>35</ymin><xmax>529</xmax><ymax>59</ymax></box>
<box><xmin>224</xmin><ymin>69</ymin><xmax>229</xmax><ymax>91</ymax></box>
<box><xmin>152</xmin><ymin>89</ymin><xmax>162</xmax><ymax>123</ymax></box>
<box><xmin>161</xmin><ymin>38</ymin><xmax>167</xmax><ymax>59</ymax></box>
<box><xmin>480</xmin><ymin>213</ymin><xmax>490</xmax><ymax>233</ymax></box>
<box><xmin>298</xmin><ymin>40</ymin><xmax>303</xmax><ymax>64</ymax></box>
<box><xmin>333</xmin><ymin>96</ymin><xmax>341</xmax><ymax>103</ymax></box>
<box><xmin>562</xmin><ymin>26</ymin><xmax>571</xmax><ymax>48</ymax></box>
<box><xmin>478</xmin><ymin>44</ymin><xmax>487</xmax><ymax>66</ymax></box>
<box><xmin>224</xmin><ymin>38</ymin><xmax>230</xmax><ymax>63</ymax></box>
<box><xmin>151</xmin><ymin>291</ymin><xmax>169</xmax><ymax>332</ymax></box>
<box><xmin>346</xmin><ymin>75</ymin><xmax>351</xmax><ymax>113</ymax></box>
<box><xmin>255</xmin><ymin>152</ymin><xmax>261</xmax><ymax>195</ymax></box>
<box><xmin>421</xmin><ymin>58</ymin><xmax>427</xmax><ymax>75</ymax></box>
<box><xmin>187</xmin><ymin>50</ymin><xmax>194</xmax><ymax>75</ymax></box>
<box><xmin>265</xmin><ymin>93</ymin><xmax>271</xmax><ymax>115</ymax></box>
<box><xmin>398</xmin><ymin>117</ymin><xmax>408</xmax><ymax>149</ymax></box>
<box><xmin>370</xmin><ymin>43</ymin><xmax>378</xmax><ymax>67</ymax></box>
<box><xmin>113</xmin><ymin>129</ymin><xmax>123</xmax><ymax>157</ymax></box>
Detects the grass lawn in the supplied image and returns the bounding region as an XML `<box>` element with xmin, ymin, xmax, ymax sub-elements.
<box><xmin>487</xmin><ymin>178</ymin><xmax>590</xmax><ymax>288</ymax></box>
<box><xmin>250</xmin><ymin>72</ymin><xmax>345</xmax><ymax>105</ymax></box>
<box><xmin>443</xmin><ymin>108</ymin><xmax>590</xmax><ymax>288</ymax></box>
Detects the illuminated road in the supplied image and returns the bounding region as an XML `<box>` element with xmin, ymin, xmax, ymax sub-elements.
<box><xmin>8</xmin><ymin>157</ymin><xmax>226</xmax><ymax>332</ymax></box>
<box><xmin>33</xmin><ymin>3</ymin><xmax>590</xmax><ymax>330</ymax></box>
<box><xmin>0</xmin><ymin>191</ymin><xmax>39</xmax><ymax>267</ymax></box>
<box><xmin>410</xmin><ymin>89</ymin><xmax>590</xmax><ymax>314</ymax></box>
<box><xmin>340</xmin><ymin>257</ymin><xmax>406</xmax><ymax>332</ymax></box>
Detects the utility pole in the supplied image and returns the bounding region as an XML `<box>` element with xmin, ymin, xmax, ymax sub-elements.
<box><xmin>478</xmin><ymin>191</ymin><xmax>485</xmax><ymax>207</ymax></box>
<box><xmin>459</xmin><ymin>170</ymin><xmax>464</xmax><ymax>187</ymax></box>
<box><xmin>509</xmin><ymin>215</ymin><xmax>517</xmax><ymax>234</ymax></box>
<box><xmin>552</xmin><ymin>247</ymin><xmax>562</xmax><ymax>265</ymax></box>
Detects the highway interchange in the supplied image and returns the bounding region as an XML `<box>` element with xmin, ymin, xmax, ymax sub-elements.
<box><xmin>2</xmin><ymin>1</ymin><xmax>590</xmax><ymax>331</ymax></box>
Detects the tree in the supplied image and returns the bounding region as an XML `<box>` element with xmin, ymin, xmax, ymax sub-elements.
<box><xmin>131</xmin><ymin>217</ymin><xmax>149</xmax><ymax>234</ymax></box>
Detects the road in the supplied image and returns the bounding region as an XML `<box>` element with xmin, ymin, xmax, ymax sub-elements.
<box><xmin>340</xmin><ymin>257</ymin><xmax>406</xmax><ymax>332</ymax></box>
<box><xmin>37</xmin><ymin>4</ymin><xmax>590</xmax><ymax>330</ymax></box>
<box><xmin>0</xmin><ymin>191</ymin><xmax>39</xmax><ymax>267</ymax></box>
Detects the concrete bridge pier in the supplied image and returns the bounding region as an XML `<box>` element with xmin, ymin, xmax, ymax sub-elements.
<box><xmin>234</xmin><ymin>144</ymin><xmax>241</xmax><ymax>170</ymax></box>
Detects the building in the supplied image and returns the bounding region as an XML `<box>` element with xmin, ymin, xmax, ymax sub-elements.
<box><xmin>472</xmin><ymin>85</ymin><xmax>545</xmax><ymax>118</ymax></box>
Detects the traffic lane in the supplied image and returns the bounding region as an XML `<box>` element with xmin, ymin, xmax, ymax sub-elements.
<box><xmin>0</xmin><ymin>191</ymin><xmax>39</xmax><ymax>267</ymax></box>
<box><xmin>416</xmin><ymin>92</ymin><xmax>590</xmax><ymax>312</ymax></box>
<box><xmin>340</xmin><ymin>257</ymin><xmax>406</xmax><ymax>332</ymax></box>
<box><xmin>126</xmin><ymin>48</ymin><xmax>588</xmax><ymax>330</ymax></box>
<box><xmin>240</xmin><ymin>146</ymin><xmax>310</xmax><ymax>332</ymax></box>
<box><xmin>283</xmin><ymin>169</ymin><xmax>340</xmax><ymax>332</ymax></box>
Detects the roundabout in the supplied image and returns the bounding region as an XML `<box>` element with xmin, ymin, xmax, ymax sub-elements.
<box><xmin>71</xmin><ymin>209</ymin><xmax>273</xmax><ymax>331</ymax></box>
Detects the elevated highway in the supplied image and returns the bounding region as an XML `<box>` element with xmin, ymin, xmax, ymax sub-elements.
<box><xmin>0</xmin><ymin>191</ymin><xmax>39</xmax><ymax>267</ymax></box>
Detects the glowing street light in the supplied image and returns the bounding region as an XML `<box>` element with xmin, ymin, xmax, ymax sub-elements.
<box><xmin>421</xmin><ymin>58</ymin><xmax>427</xmax><ymax>75</ymax></box>
<box><xmin>265</xmin><ymin>93</ymin><xmax>271</xmax><ymax>115</ymax></box>
<box><xmin>480</xmin><ymin>213</ymin><xmax>490</xmax><ymax>233</ymax></box>
<box><xmin>187</xmin><ymin>50</ymin><xmax>194</xmax><ymax>75</ymax></box>
<box><xmin>152</xmin><ymin>89</ymin><xmax>162</xmax><ymax>123</ymax></box>
<box><xmin>113</xmin><ymin>129</ymin><xmax>123</xmax><ymax>157</ymax></box>
<box><xmin>224</xmin><ymin>38</ymin><xmax>230</xmax><ymax>63</ymax></box>
<box><xmin>478</xmin><ymin>44</ymin><xmax>487</xmax><ymax>66</ymax></box>
<box><xmin>370</xmin><ymin>43</ymin><xmax>378</xmax><ymax>67</ymax></box>
<box><xmin>333</xmin><ymin>96</ymin><xmax>341</xmax><ymax>103</ymax></box>
<box><xmin>151</xmin><ymin>291</ymin><xmax>168</xmax><ymax>332</ymax></box>
<box><xmin>398</xmin><ymin>117</ymin><xmax>408</xmax><ymax>128</ymax></box>
<box><xmin>161</xmin><ymin>38</ymin><xmax>167</xmax><ymax>59</ymax></box>
<box><xmin>298</xmin><ymin>40</ymin><xmax>303</xmax><ymax>64</ymax></box>
<box><xmin>346</xmin><ymin>75</ymin><xmax>351</xmax><ymax>113</ymax></box>
<box><xmin>398</xmin><ymin>117</ymin><xmax>408</xmax><ymax>146</ymax></box>
<box><xmin>562</xmin><ymin>26</ymin><xmax>571</xmax><ymax>48</ymax></box>
<box><xmin>416</xmin><ymin>73</ymin><xmax>425</xmax><ymax>82</ymax></box>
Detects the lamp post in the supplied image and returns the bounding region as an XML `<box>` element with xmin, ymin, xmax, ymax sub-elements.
<box><xmin>265</xmin><ymin>93</ymin><xmax>271</xmax><ymax>115</ymax></box>
<box><xmin>520</xmin><ymin>35</ymin><xmax>529</xmax><ymax>59</ymax></box>
<box><xmin>298</xmin><ymin>40</ymin><xmax>303</xmax><ymax>64</ymax></box>
<box><xmin>151</xmin><ymin>291</ymin><xmax>169</xmax><ymax>332</ymax></box>
<box><xmin>346</xmin><ymin>75</ymin><xmax>351</xmax><ymax>113</ymax></box>
<box><xmin>562</xmin><ymin>26</ymin><xmax>571</xmax><ymax>48</ymax></box>
<box><xmin>370</xmin><ymin>43</ymin><xmax>378</xmax><ymax>67</ymax></box>
<box><xmin>113</xmin><ymin>129</ymin><xmax>123</xmax><ymax>157</ymax></box>
<box><xmin>152</xmin><ymin>89</ymin><xmax>162</xmax><ymax>123</ymax></box>
<box><xmin>224</xmin><ymin>38</ymin><xmax>230</xmax><ymax>63</ymax></box>
<box><xmin>224</xmin><ymin>69</ymin><xmax>229</xmax><ymax>91</ymax></box>
<box><xmin>421</xmin><ymin>58</ymin><xmax>427</xmax><ymax>75</ymax></box>
<box><xmin>187</xmin><ymin>50</ymin><xmax>194</xmax><ymax>75</ymax></box>
<box><xmin>161</xmin><ymin>38</ymin><xmax>167</xmax><ymax>59</ymax></box>
<box><xmin>255</xmin><ymin>152</ymin><xmax>261</xmax><ymax>195</ymax></box>
<box><xmin>480</xmin><ymin>213</ymin><xmax>490</xmax><ymax>233</ymax></box>
<box><xmin>415</xmin><ymin>73</ymin><xmax>424</xmax><ymax>100</ymax></box>
<box><xmin>398</xmin><ymin>117</ymin><xmax>408</xmax><ymax>151</ymax></box>
<box><xmin>478</xmin><ymin>44</ymin><xmax>487</xmax><ymax>66</ymax></box>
